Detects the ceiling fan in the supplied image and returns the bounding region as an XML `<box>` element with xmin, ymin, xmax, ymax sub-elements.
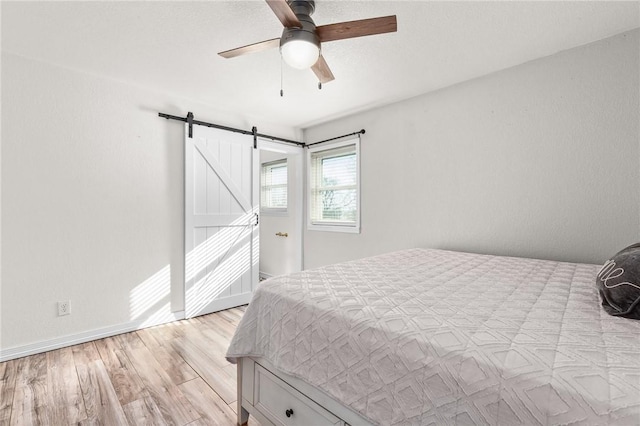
<box><xmin>218</xmin><ymin>0</ymin><xmax>397</xmax><ymax>84</ymax></box>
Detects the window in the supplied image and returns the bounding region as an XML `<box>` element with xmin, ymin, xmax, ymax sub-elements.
<box><xmin>308</xmin><ymin>138</ymin><xmax>360</xmax><ymax>233</ymax></box>
<box><xmin>261</xmin><ymin>159</ymin><xmax>287</xmax><ymax>213</ymax></box>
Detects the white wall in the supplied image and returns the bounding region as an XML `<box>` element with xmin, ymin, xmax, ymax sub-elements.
<box><xmin>3</xmin><ymin>28</ymin><xmax>639</xmax><ymax>357</ymax></box>
<box><xmin>259</xmin><ymin>150</ymin><xmax>301</xmax><ymax>277</ymax></box>
<box><xmin>0</xmin><ymin>5</ymin><xmax>4</xmax><ymax>349</ymax></box>
<box><xmin>303</xmin><ymin>30</ymin><xmax>640</xmax><ymax>269</ymax></box>
<box><xmin>0</xmin><ymin>52</ymin><xmax>297</xmax><ymax>356</ymax></box>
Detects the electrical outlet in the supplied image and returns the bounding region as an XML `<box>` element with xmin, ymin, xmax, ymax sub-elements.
<box><xmin>58</xmin><ymin>300</ymin><xmax>71</xmax><ymax>316</ymax></box>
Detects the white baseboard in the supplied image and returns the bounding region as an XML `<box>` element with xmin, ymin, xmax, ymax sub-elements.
<box><xmin>0</xmin><ymin>311</ymin><xmax>186</xmax><ymax>362</ymax></box>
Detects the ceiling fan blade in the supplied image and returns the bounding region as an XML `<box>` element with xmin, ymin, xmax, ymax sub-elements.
<box><xmin>316</xmin><ymin>15</ymin><xmax>397</xmax><ymax>43</ymax></box>
<box><xmin>265</xmin><ymin>0</ymin><xmax>302</xmax><ymax>28</ymax></box>
<box><xmin>311</xmin><ymin>55</ymin><xmax>335</xmax><ymax>84</ymax></box>
<box><xmin>218</xmin><ymin>38</ymin><xmax>280</xmax><ymax>59</ymax></box>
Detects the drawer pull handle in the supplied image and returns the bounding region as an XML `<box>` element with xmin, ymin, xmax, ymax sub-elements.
<box><xmin>285</xmin><ymin>408</ymin><xmax>294</xmax><ymax>418</ymax></box>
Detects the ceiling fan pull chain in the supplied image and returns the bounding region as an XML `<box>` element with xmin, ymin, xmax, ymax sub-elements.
<box><xmin>280</xmin><ymin>55</ymin><xmax>284</xmax><ymax>97</ymax></box>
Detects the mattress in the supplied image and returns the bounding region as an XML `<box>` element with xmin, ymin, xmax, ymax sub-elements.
<box><xmin>226</xmin><ymin>248</ymin><xmax>640</xmax><ymax>425</ymax></box>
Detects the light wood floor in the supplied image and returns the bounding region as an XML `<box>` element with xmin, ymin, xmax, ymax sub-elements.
<box><xmin>0</xmin><ymin>306</ymin><xmax>258</xmax><ymax>425</ymax></box>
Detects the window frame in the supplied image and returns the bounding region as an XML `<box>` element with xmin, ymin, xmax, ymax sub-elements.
<box><xmin>260</xmin><ymin>158</ymin><xmax>288</xmax><ymax>215</ymax></box>
<box><xmin>307</xmin><ymin>137</ymin><xmax>361</xmax><ymax>233</ymax></box>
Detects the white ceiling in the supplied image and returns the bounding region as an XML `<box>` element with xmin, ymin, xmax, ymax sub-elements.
<box><xmin>2</xmin><ymin>1</ymin><xmax>639</xmax><ymax>129</ymax></box>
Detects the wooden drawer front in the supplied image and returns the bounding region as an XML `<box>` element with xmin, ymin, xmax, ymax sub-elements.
<box><xmin>254</xmin><ymin>364</ymin><xmax>342</xmax><ymax>426</ymax></box>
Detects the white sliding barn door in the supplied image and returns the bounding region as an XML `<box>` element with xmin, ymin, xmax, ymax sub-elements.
<box><xmin>184</xmin><ymin>125</ymin><xmax>259</xmax><ymax>318</ymax></box>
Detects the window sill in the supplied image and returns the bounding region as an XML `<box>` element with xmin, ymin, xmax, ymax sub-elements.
<box><xmin>307</xmin><ymin>223</ymin><xmax>360</xmax><ymax>234</ymax></box>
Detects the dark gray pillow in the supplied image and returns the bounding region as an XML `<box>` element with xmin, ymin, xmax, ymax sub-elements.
<box><xmin>597</xmin><ymin>243</ymin><xmax>640</xmax><ymax>319</ymax></box>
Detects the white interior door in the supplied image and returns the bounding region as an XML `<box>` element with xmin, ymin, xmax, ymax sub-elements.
<box><xmin>184</xmin><ymin>124</ymin><xmax>259</xmax><ymax>318</ymax></box>
<box><xmin>257</xmin><ymin>140</ymin><xmax>304</xmax><ymax>276</ymax></box>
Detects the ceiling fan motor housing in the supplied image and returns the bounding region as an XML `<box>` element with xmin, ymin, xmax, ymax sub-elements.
<box><xmin>280</xmin><ymin>0</ymin><xmax>320</xmax><ymax>49</ymax></box>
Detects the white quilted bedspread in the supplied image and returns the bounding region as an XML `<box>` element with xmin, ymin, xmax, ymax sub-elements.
<box><xmin>226</xmin><ymin>249</ymin><xmax>640</xmax><ymax>425</ymax></box>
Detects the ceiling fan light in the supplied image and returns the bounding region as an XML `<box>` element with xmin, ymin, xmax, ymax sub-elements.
<box><xmin>281</xmin><ymin>39</ymin><xmax>320</xmax><ymax>69</ymax></box>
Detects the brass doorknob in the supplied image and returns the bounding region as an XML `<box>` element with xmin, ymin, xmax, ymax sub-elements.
<box><xmin>275</xmin><ymin>232</ymin><xmax>288</xmax><ymax>237</ymax></box>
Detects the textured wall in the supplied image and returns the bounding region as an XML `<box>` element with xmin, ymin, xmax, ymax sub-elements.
<box><xmin>3</xmin><ymin>28</ymin><xmax>639</xmax><ymax>354</ymax></box>
<box><xmin>303</xmin><ymin>30</ymin><xmax>640</xmax><ymax>269</ymax></box>
<box><xmin>0</xmin><ymin>52</ymin><xmax>297</xmax><ymax>352</ymax></box>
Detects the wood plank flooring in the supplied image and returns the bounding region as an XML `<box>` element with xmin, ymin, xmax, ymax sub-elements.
<box><xmin>0</xmin><ymin>306</ymin><xmax>259</xmax><ymax>425</ymax></box>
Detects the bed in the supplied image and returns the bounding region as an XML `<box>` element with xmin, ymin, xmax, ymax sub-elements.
<box><xmin>226</xmin><ymin>248</ymin><xmax>640</xmax><ymax>425</ymax></box>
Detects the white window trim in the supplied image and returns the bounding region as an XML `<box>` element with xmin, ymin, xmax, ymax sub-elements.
<box><xmin>261</xmin><ymin>159</ymin><xmax>288</xmax><ymax>215</ymax></box>
<box><xmin>307</xmin><ymin>137</ymin><xmax>361</xmax><ymax>234</ymax></box>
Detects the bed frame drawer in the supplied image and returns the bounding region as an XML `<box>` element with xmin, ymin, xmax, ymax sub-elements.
<box><xmin>253</xmin><ymin>364</ymin><xmax>342</xmax><ymax>426</ymax></box>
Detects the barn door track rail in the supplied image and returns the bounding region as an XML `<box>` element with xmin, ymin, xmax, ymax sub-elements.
<box><xmin>306</xmin><ymin>129</ymin><xmax>365</xmax><ymax>148</ymax></box>
<box><xmin>158</xmin><ymin>111</ymin><xmax>365</xmax><ymax>148</ymax></box>
<box><xmin>158</xmin><ymin>111</ymin><xmax>305</xmax><ymax>148</ymax></box>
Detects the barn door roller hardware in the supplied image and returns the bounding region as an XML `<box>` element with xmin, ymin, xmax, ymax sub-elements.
<box><xmin>252</xmin><ymin>126</ymin><xmax>258</xmax><ymax>149</ymax></box>
<box><xmin>186</xmin><ymin>112</ymin><xmax>194</xmax><ymax>138</ymax></box>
